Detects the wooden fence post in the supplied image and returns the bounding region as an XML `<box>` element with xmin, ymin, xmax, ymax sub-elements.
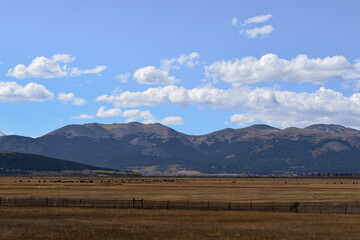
<box><xmin>345</xmin><ymin>203</ymin><xmax>348</xmax><ymax>214</ymax></box>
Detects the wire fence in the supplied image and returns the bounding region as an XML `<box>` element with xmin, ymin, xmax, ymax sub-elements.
<box><xmin>0</xmin><ymin>197</ymin><xmax>359</xmax><ymax>214</ymax></box>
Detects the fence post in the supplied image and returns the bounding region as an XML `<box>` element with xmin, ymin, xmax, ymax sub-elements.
<box><xmin>345</xmin><ymin>203</ymin><xmax>348</xmax><ymax>214</ymax></box>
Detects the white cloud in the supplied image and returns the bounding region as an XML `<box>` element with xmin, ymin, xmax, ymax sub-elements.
<box><xmin>96</xmin><ymin>85</ymin><xmax>243</xmax><ymax>108</ymax></box>
<box><xmin>0</xmin><ymin>81</ymin><xmax>53</xmax><ymax>102</ymax></box>
<box><xmin>242</xmin><ymin>14</ymin><xmax>272</xmax><ymax>26</ymax></box>
<box><xmin>160</xmin><ymin>52</ymin><xmax>200</xmax><ymax>70</ymax></box>
<box><xmin>96</xmin><ymin>106</ymin><xmax>183</xmax><ymax>125</ymax></box>
<box><xmin>240</xmin><ymin>25</ymin><xmax>273</xmax><ymax>38</ymax></box>
<box><xmin>122</xmin><ymin>109</ymin><xmax>157</xmax><ymax>123</ymax></box>
<box><xmin>116</xmin><ymin>72</ymin><xmax>131</xmax><ymax>83</ymax></box>
<box><xmin>133</xmin><ymin>52</ymin><xmax>199</xmax><ymax>85</ymax></box>
<box><xmin>71</xmin><ymin>114</ymin><xmax>94</xmax><ymax>120</ymax></box>
<box><xmin>70</xmin><ymin>66</ymin><xmax>107</xmax><ymax>76</ymax></box>
<box><xmin>58</xmin><ymin>92</ymin><xmax>86</xmax><ymax>106</ymax></box>
<box><xmin>7</xmin><ymin>54</ymin><xmax>106</xmax><ymax>79</ymax></box>
<box><xmin>133</xmin><ymin>66</ymin><xmax>179</xmax><ymax>85</ymax></box>
<box><xmin>58</xmin><ymin>92</ymin><xmax>75</xmax><ymax>101</ymax></box>
<box><xmin>96</xmin><ymin>106</ymin><xmax>123</xmax><ymax>118</ymax></box>
<box><xmin>231</xmin><ymin>17</ymin><xmax>238</xmax><ymax>26</ymax></box>
<box><xmin>73</xmin><ymin>98</ymin><xmax>86</xmax><ymax>106</ymax></box>
<box><xmin>230</xmin><ymin>87</ymin><xmax>360</xmax><ymax>128</ymax></box>
<box><xmin>96</xmin><ymin>84</ymin><xmax>360</xmax><ymax>128</ymax></box>
<box><xmin>205</xmin><ymin>54</ymin><xmax>360</xmax><ymax>87</ymax></box>
<box><xmin>160</xmin><ymin>116</ymin><xmax>184</xmax><ymax>125</ymax></box>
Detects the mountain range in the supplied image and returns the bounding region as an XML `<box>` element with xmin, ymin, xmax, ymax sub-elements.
<box><xmin>1</xmin><ymin>122</ymin><xmax>360</xmax><ymax>175</ymax></box>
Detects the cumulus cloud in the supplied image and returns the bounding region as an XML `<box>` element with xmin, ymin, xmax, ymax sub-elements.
<box><xmin>230</xmin><ymin>87</ymin><xmax>360</xmax><ymax>128</ymax></box>
<box><xmin>96</xmin><ymin>85</ymin><xmax>245</xmax><ymax>108</ymax></box>
<box><xmin>71</xmin><ymin>114</ymin><xmax>94</xmax><ymax>119</ymax></box>
<box><xmin>242</xmin><ymin>14</ymin><xmax>272</xmax><ymax>26</ymax></box>
<box><xmin>0</xmin><ymin>81</ymin><xmax>54</xmax><ymax>102</ymax></box>
<box><xmin>205</xmin><ymin>54</ymin><xmax>360</xmax><ymax>87</ymax></box>
<box><xmin>133</xmin><ymin>52</ymin><xmax>199</xmax><ymax>85</ymax></box>
<box><xmin>231</xmin><ymin>17</ymin><xmax>238</xmax><ymax>26</ymax></box>
<box><xmin>58</xmin><ymin>92</ymin><xmax>86</xmax><ymax>105</ymax></box>
<box><xmin>116</xmin><ymin>72</ymin><xmax>131</xmax><ymax>83</ymax></box>
<box><xmin>160</xmin><ymin>116</ymin><xmax>184</xmax><ymax>125</ymax></box>
<box><xmin>7</xmin><ymin>54</ymin><xmax>106</xmax><ymax>79</ymax></box>
<box><xmin>96</xmin><ymin>84</ymin><xmax>360</xmax><ymax>128</ymax></box>
<box><xmin>240</xmin><ymin>25</ymin><xmax>273</xmax><ymax>38</ymax></box>
<box><xmin>58</xmin><ymin>92</ymin><xmax>75</xmax><ymax>101</ymax></box>
<box><xmin>160</xmin><ymin>52</ymin><xmax>200</xmax><ymax>70</ymax></box>
<box><xmin>70</xmin><ymin>66</ymin><xmax>107</xmax><ymax>76</ymax></box>
<box><xmin>96</xmin><ymin>106</ymin><xmax>183</xmax><ymax>125</ymax></box>
<box><xmin>72</xmin><ymin>98</ymin><xmax>86</xmax><ymax>106</ymax></box>
<box><xmin>96</xmin><ymin>106</ymin><xmax>123</xmax><ymax>118</ymax></box>
<box><xmin>133</xmin><ymin>66</ymin><xmax>179</xmax><ymax>85</ymax></box>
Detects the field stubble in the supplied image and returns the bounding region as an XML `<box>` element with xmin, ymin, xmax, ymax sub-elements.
<box><xmin>0</xmin><ymin>177</ymin><xmax>360</xmax><ymax>202</ymax></box>
<box><xmin>0</xmin><ymin>206</ymin><xmax>359</xmax><ymax>240</ymax></box>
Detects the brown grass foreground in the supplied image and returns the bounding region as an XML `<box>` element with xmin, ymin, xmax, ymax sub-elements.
<box><xmin>1</xmin><ymin>176</ymin><xmax>360</xmax><ymax>202</ymax></box>
<box><xmin>0</xmin><ymin>206</ymin><xmax>359</xmax><ymax>240</ymax></box>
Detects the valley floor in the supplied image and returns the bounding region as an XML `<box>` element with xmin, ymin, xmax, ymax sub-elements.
<box><xmin>0</xmin><ymin>206</ymin><xmax>359</xmax><ymax>240</ymax></box>
<box><xmin>0</xmin><ymin>176</ymin><xmax>360</xmax><ymax>202</ymax></box>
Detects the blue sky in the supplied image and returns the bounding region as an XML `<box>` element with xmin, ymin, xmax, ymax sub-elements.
<box><xmin>1</xmin><ymin>0</ymin><xmax>360</xmax><ymax>137</ymax></box>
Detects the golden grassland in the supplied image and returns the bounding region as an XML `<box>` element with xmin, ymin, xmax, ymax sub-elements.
<box><xmin>0</xmin><ymin>176</ymin><xmax>360</xmax><ymax>202</ymax></box>
<box><xmin>0</xmin><ymin>206</ymin><xmax>359</xmax><ymax>240</ymax></box>
<box><xmin>1</xmin><ymin>177</ymin><xmax>360</xmax><ymax>239</ymax></box>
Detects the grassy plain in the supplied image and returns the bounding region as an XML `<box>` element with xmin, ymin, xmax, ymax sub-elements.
<box><xmin>1</xmin><ymin>177</ymin><xmax>360</xmax><ymax>239</ymax></box>
<box><xmin>0</xmin><ymin>176</ymin><xmax>360</xmax><ymax>202</ymax></box>
<box><xmin>0</xmin><ymin>206</ymin><xmax>359</xmax><ymax>240</ymax></box>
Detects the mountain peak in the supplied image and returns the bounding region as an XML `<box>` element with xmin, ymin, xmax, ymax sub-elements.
<box><xmin>243</xmin><ymin>124</ymin><xmax>279</xmax><ymax>131</ymax></box>
<box><xmin>304</xmin><ymin>124</ymin><xmax>351</xmax><ymax>135</ymax></box>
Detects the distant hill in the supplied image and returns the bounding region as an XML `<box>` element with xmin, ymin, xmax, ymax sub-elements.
<box><xmin>1</xmin><ymin>122</ymin><xmax>360</xmax><ymax>175</ymax></box>
<box><xmin>0</xmin><ymin>152</ymin><xmax>135</xmax><ymax>176</ymax></box>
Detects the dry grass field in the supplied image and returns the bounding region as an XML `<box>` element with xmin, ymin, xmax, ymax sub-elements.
<box><xmin>0</xmin><ymin>176</ymin><xmax>360</xmax><ymax>202</ymax></box>
<box><xmin>1</xmin><ymin>177</ymin><xmax>360</xmax><ymax>239</ymax></box>
<box><xmin>0</xmin><ymin>206</ymin><xmax>359</xmax><ymax>240</ymax></box>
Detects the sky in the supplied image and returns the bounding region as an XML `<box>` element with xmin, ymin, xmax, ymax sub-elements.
<box><xmin>1</xmin><ymin>0</ymin><xmax>360</xmax><ymax>137</ymax></box>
